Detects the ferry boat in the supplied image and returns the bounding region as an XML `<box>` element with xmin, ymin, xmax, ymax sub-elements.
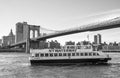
<box><xmin>29</xmin><ymin>44</ymin><xmax>111</xmax><ymax>65</ymax></box>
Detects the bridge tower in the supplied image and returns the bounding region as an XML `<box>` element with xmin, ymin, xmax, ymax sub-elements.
<box><xmin>15</xmin><ymin>22</ymin><xmax>40</xmax><ymax>53</ymax></box>
<box><xmin>16</xmin><ymin>22</ymin><xmax>40</xmax><ymax>43</ymax></box>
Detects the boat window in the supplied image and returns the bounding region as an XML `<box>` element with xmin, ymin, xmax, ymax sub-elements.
<box><xmin>63</xmin><ymin>53</ymin><xmax>67</xmax><ymax>56</ymax></box>
<box><xmin>89</xmin><ymin>53</ymin><xmax>92</xmax><ymax>56</ymax></box>
<box><xmin>76</xmin><ymin>53</ymin><xmax>79</xmax><ymax>56</ymax></box>
<box><xmin>85</xmin><ymin>53</ymin><xmax>88</xmax><ymax>56</ymax></box>
<box><xmin>50</xmin><ymin>53</ymin><xmax>53</xmax><ymax>57</ymax></box>
<box><xmin>97</xmin><ymin>53</ymin><xmax>99</xmax><ymax>56</ymax></box>
<box><xmin>40</xmin><ymin>54</ymin><xmax>44</xmax><ymax>57</ymax></box>
<box><xmin>72</xmin><ymin>53</ymin><xmax>75</xmax><ymax>56</ymax></box>
<box><xmin>35</xmin><ymin>53</ymin><xmax>39</xmax><ymax>57</ymax></box>
<box><xmin>59</xmin><ymin>53</ymin><xmax>62</xmax><ymax>56</ymax></box>
<box><xmin>45</xmin><ymin>53</ymin><xmax>48</xmax><ymax>57</ymax></box>
<box><xmin>54</xmin><ymin>53</ymin><xmax>57</xmax><ymax>56</ymax></box>
<box><xmin>68</xmin><ymin>53</ymin><xmax>71</xmax><ymax>56</ymax></box>
<box><xmin>93</xmin><ymin>53</ymin><xmax>96</xmax><ymax>56</ymax></box>
<box><xmin>80</xmin><ymin>53</ymin><xmax>83</xmax><ymax>56</ymax></box>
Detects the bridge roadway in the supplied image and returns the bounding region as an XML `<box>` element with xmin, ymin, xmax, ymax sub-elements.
<box><xmin>11</xmin><ymin>17</ymin><xmax>120</xmax><ymax>47</ymax></box>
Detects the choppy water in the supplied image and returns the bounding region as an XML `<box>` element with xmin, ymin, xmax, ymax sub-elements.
<box><xmin>0</xmin><ymin>52</ymin><xmax>120</xmax><ymax>78</ymax></box>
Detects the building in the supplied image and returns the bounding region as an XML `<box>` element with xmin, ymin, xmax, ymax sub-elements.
<box><xmin>102</xmin><ymin>42</ymin><xmax>120</xmax><ymax>52</ymax></box>
<box><xmin>38</xmin><ymin>40</ymin><xmax>48</xmax><ymax>49</ymax></box>
<box><xmin>65</xmin><ymin>41</ymin><xmax>75</xmax><ymax>45</ymax></box>
<box><xmin>92</xmin><ymin>34</ymin><xmax>102</xmax><ymax>51</ymax></box>
<box><xmin>118</xmin><ymin>43</ymin><xmax>120</xmax><ymax>46</ymax></box>
<box><xmin>102</xmin><ymin>45</ymin><xmax>120</xmax><ymax>52</ymax></box>
<box><xmin>0</xmin><ymin>39</ymin><xmax>2</xmax><ymax>47</ymax></box>
<box><xmin>94</xmin><ymin>34</ymin><xmax>101</xmax><ymax>44</ymax></box>
<box><xmin>2</xmin><ymin>29</ymin><xmax>15</xmax><ymax>47</ymax></box>
<box><xmin>48</xmin><ymin>40</ymin><xmax>61</xmax><ymax>49</ymax></box>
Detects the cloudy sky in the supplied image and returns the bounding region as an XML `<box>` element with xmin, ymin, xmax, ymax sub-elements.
<box><xmin>0</xmin><ymin>0</ymin><xmax>120</xmax><ymax>45</ymax></box>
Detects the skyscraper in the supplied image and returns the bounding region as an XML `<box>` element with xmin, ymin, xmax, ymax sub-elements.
<box><xmin>94</xmin><ymin>34</ymin><xmax>101</xmax><ymax>44</ymax></box>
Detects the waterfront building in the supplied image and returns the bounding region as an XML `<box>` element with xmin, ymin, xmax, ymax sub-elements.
<box><xmin>118</xmin><ymin>43</ymin><xmax>120</xmax><ymax>46</ymax></box>
<box><xmin>2</xmin><ymin>29</ymin><xmax>15</xmax><ymax>47</ymax></box>
<box><xmin>93</xmin><ymin>34</ymin><xmax>102</xmax><ymax>51</ymax></box>
<box><xmin>38</xmin><ymin>40</ymin><xmax>48</xmax><ymax>49</ymax></box>
<box><xmin>76</xmin><ymin>41</ymin><xmax>91</xmax><ymax>46</ymax></box>
<box><xmin>48</xmin><ymin>40</ymin><xmax>61</xmax><ymax>49</ymax></box>
<box><xmin>0</xmin><ymin>39</ymin><xmax>2</xmax><ymax>47</ymax></box>
<box><xmin>76</xmin><ymin>42</ymin><xmax>81</xmax><ymax>45</ymax></box>
<box><xmin>94</xmin><ymin>34</ymin><xmax>101</xmax><ymax>44</ymax></box>
<box><xmin>102</xmin><ymin>45</ymin><xmax>120</xmax><ymax>52</ymax></box>
<box><xmin>65</xmin><ymin>41</ymin><xmax>75</xmax><ymax>45</ymax></box>
<box><xmin>81</xmin><ymin>41</ymin><xmax>91</xmax><ymax>45</ymax></box>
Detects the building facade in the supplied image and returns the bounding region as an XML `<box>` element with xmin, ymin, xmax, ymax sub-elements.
<box><xmin>102</xmin><ymin>45</ymin><xmax>120</xmax><ymax>52</ymax></box>
<box><xmin>65</xmin><ymin>41</ymin><xmax>75</xmax><ymax>45</ymax></box>
<box><xmin>0</xmin><ymin>39</ymin><xmax>2</xmax><ymax>47</ymax></box>
<box><xmin>94</xmin><ymin>34</ymin><xmax>101</xmax><ymax>44</ymax></box>
<box><xmin>48</xmin><ymin>40</ymin><xmax>61</xmax><ymax>49</ymax></box>
<box><xmin>2</xmin><ymin>29</ymin><xmax>15</xmax><ymax>47</ymax></box>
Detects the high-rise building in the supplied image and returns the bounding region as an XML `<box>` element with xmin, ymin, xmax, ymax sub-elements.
<box><xmin>94</xmin><ymin>34</ymin><xmax>101</xmax><ymax>44</ymax></box>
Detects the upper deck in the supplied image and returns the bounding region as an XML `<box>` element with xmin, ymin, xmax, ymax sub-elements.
<box><xmin>30</xmin><ymin>44</ymin><xmax>93</xmax><ymax>53</ymax></box>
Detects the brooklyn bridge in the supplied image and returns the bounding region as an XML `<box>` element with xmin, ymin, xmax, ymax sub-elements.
<box><xmin>4</xmin><ymin>16</ymin><xmax>120</xmax><ymax>53</ymax></box>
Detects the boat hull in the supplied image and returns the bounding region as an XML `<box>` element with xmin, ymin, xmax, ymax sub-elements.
<box><xmin>30</xmin><ymin>58</ymin><xmax>111</xmax><ymax>65</ymax></box>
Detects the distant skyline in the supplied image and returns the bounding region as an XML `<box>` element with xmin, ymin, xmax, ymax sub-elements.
<box><xmin>0</xmin><ymin>0</ymin><xmax>120</xmax><ymax>45</ymax></box>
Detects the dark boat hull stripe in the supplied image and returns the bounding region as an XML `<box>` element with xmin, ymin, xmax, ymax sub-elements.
<box><xmin>30</xmin><ymin>58</ymin><xmax>111</xmax><ymax>65</ymax></box>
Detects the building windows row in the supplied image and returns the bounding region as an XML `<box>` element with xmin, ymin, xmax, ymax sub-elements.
<box><xmin>35</xmin><ymin>52</ymin><xmax>99</xmax><ymax>57</ymax></box>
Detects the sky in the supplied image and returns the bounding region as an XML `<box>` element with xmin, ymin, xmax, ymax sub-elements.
<box><xmin>0</xmin><ymin>0</ymin><xmax>120</xmax><ymax>45</ymax></box>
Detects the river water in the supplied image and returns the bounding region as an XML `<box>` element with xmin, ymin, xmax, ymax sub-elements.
<box><xmin>0</xmin><ymin>52</ymin><xmax>120</xmax><ymax>78</ymax></box>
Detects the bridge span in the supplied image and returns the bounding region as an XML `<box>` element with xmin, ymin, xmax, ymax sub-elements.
<box><xmin>10</xmin><ymin>17</ymin><xmax>120</xmax><ymax>47</ymax></box>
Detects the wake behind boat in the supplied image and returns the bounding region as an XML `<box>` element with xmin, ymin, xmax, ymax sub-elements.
<box><xmin>29</xmin><ymin>43</ymin><xmax>111</xmax><ymax>65</ymax></box>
